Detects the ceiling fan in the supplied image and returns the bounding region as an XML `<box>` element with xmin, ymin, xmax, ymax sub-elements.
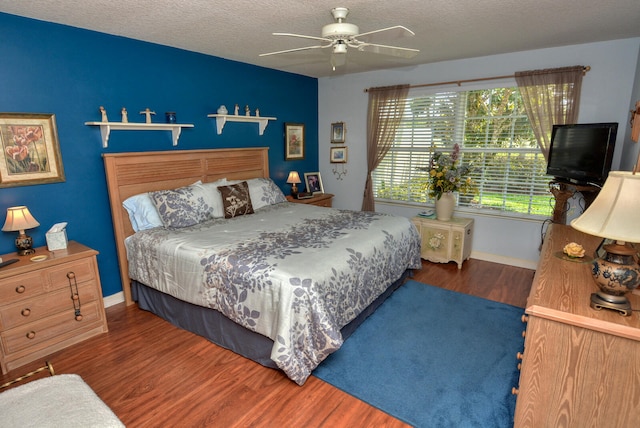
<box><xmin>259</xmin><ymin>7</ymin><xmax>419</xmax><ymax>71</ymax></box>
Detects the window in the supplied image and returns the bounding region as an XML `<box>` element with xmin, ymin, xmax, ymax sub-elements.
<box><xmin>372</xmin><ymin>86</ymin><xmax>553</xmax><ymax>217</ymax></box>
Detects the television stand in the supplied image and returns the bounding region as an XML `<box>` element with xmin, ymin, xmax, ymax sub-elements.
<box><xmin>549</xmin><ymin>181</ymin><xmax>600</xmax><ymax>224</ymax></box>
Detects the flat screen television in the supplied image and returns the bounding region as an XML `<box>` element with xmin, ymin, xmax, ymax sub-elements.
<box><xmin>546</xmin><ymin>122</ymin><xmax>618</xmax><ymax>186</ymax></box>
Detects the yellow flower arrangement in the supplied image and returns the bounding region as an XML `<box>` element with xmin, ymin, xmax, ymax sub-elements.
<box><xmin>423</xmin><ymin>144</ymin><xmax>476</xmax><ymax>200</ymax></box>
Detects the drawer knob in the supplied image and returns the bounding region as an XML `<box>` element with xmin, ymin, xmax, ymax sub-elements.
<box><xmin>75</xmin><ymin>314</ymin><xmax>83</xmax><ymax>321</ymax></box>
<box><xmin>72</xmin><ymin>293</ymin><xmax>79</xmax><ymax>301</ymax></box>
<box><xmin>15</xmin><ymin>285</ymin><xmax>26</xmax><ymax>294</ymax></box>
<box><xmin>521</xmin><ymin>314</ymin><xmax>529</xmax><ymax>323</ymax></box>
<box><xmin>26</xmin><ymin>331</ymin><xmax>36</xmax><ymax>339</ymax></box>
<box><xmin>66</xmin><ymin>272</ymin><xmax>76</xmax><ymax>279</ymax></box>
<box><xmin>516</xmin><ymin>352</ymin><xmax>524</xmax><ymax>360</ymax></box>
<box><xmin>21</xmin><ymin>308</ymin><xmax>31</xmax><ymax>317</ymax></box>
<box><xmin>521</xmin><ymin>330</ymin><xmax>526</xmax><ymax>338</ymax></box>
<box><xmin>511</xmin><ymin>387</ymin><xmax>519</xmax><ymax>395</ymax></box>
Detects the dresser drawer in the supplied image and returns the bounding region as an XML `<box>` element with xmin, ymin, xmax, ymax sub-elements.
<box><xmin>313</xmin><ymin>198</ymin><xmax>332</xmax><ymax>207</ymax></box>
<box><xmin>0</xmin><ymin>258</ymin><xmax>96</xmax><ymax>305</ymax></box>
<box><xmin>0</xmin><ymin>281</ymin><xmax>100</xmax><ymax>330</ymax></box>
<box><xmin>0</xmin><ymin>300</ymin><xmax>103</xmax><ymax>355</ymax></box>
<box><xmin>0</xmin><ymin>271</ymin><xmax>48</xmax><ymax>304</ymax></box>
<box><xmin>46</xmin><ymin>258</ymin><xmax>97</xmax><ymax>290</ymax></box>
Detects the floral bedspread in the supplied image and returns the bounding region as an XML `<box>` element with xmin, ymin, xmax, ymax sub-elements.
<box><xmin>125</xmin><ymin>202</ymin><xmax>421</xmax><ymax>385</ymax></box>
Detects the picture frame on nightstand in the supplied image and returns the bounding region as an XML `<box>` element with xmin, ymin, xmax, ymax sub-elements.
<box><xmin>304</xmin><ymin>172</ymin><xmax>324</xmax><ymax>194</ymax></box>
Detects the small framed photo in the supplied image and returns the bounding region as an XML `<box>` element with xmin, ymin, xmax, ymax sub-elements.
<box><xmin>0</xmin><ymin>113</ymin><xmax>65</xmax><ymax>188</ymax></box>
<box><xmin>285</xmin><ymin>123</ymin><xmax>305</xmax><ymax>160</ymax></box>
<box><xmin>304</xmin><ymin>172</ymin><xmax>324</xmax><ymax>194</ymax></box>
<box><xmin>330</xmin><ymin>146</ymin><xmax>347</xmax><ymax>163</ymax></box>
<box><xmin>331</xmin><ymin>122</ymin><xmax>345</xmax><ymax>143</ymax></box>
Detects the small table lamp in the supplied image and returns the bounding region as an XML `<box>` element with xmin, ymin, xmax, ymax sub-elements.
<box><xmin>2</xmin><ymin>206</ymin><xmax>40</xmax><ymax>256</ymax></box>
<box><xmin>570</xmin><ymin>171</ymin><xmax>640</xmax><ymax>316</ymax></box>
<box><xmin>287</xmin><ymin>171</ymin><xmax>301</xmax><ymax>196</ymax></box>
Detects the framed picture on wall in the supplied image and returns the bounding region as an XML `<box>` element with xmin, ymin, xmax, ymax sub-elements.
<box><xmin>285</xmin><ymin>123</ymin><xmax>305</xmax><ymax>160</ymax></box>
<box><xmin>0</xmin><ymin>113</ymin><xmax>65</xmax><ymax>188</ymax></box>
<box><xmin>304</xmin><ymin>172</ymin><xmax>324</xmax><ymax>194</ymax></box>
<box><xmin>330</xmin><ymin>146</ymin><xmax>347</xmax><ymax>163</ymax></box>
<box><xmin>331</xmin><ymin>122</ymin><xmax>345</xmax><ymax>143</ymax></box>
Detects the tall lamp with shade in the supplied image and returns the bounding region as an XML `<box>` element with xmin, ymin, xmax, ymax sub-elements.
<box><xmin>286</xmin><ymin>171</ymin><xmax>301</xmax><ymax>196</ymax></box>
<box><xmin>570</xmin><ymin>170</ymin><xmax>640</xmax><ymax>316</ymax></box>
<box><xmin>2</xmin><ymin>206</ymin><xmax>40</xmax><ymax>256</ymax></box>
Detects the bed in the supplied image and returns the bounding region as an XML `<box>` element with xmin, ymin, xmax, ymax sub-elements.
<box><xmin>103</xmin><ymin>148</ymin><xmax>421</xmax><ymax>385</ymax></box>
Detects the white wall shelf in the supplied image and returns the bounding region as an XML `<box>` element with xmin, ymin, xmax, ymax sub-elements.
<box><xmin>85</xmin><ymin>122</ymin><xmax>194</xmax><ymax>148</ymax></box>
<box><xmin>207</xmin><ymin>114</ymin><xmax>276</xmax><ymax>135</ymax></box>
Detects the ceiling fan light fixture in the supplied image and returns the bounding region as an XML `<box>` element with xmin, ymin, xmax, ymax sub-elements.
<box><xmin>333</xmin><ymin>43</ymin><xmax>347</xmax><ymax>54</ymax></box>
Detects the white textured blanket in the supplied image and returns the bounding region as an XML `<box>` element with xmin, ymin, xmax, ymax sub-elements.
<box><xmin>0</xmin><ymin>374</ymin><xmax>124</xmax><ymax>427</ymax></box>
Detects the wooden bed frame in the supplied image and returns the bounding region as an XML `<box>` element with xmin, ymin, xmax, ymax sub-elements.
<box><xmin>103</xmin><ymin>148</ymin><xmax>270</xmax><ymax>306</ymax></box>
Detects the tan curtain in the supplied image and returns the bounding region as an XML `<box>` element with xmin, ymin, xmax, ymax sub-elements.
<box><xmin>515</xmin><ymin>66</ymin><xmax>584</xmax><ymax>161</ymax></box>
<box><xmin>361</xmin><ymin>84</ymin><xmax>410</xmax><ymax>211</ymax></box>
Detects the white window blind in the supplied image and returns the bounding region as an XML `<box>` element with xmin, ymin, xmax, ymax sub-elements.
<box><xmin>373</xmin><ymin>87</ymin><xmax>553</xmax><ymax>216</ymax></box>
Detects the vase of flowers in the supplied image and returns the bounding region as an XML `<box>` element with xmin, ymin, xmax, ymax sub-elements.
<box><xmin>423</xmin><ymin>143</ymin><xmax>476</xmax><ymax>221</ymax></box>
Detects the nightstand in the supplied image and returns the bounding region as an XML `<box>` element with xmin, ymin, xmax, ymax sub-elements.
<box><xmin>0</xmin><ymin>241</ymin><xmax>108</xmax><ymax>374</ymax></box>
<box><xmin>286</xmin><ymin>193</ymin><xmax>334</xmax><ymax>207</ymax></box>
<box><xmin>411</xmin><ymin>216</ymin><xmax>473</xmax><ymax>269</ymax></box>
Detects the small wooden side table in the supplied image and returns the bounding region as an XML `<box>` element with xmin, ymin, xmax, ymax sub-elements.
<box><xmin>286</xmin><ymin>193</ymin><xmax>334</xmax><ymax>208</ymax></box>
<box><xmin>411</xmin><ymin>216</ymin><xmax>474</xmax><ymax>269</ymax></box>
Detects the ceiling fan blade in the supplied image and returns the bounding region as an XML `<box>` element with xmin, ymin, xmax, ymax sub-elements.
<box><xmin>272</xmin><ymin>32</ymin><xmax>332</xmax><ymax>43</ymax></box>
<box><xmin>358</xmin><ymin>43</ymin><xmax>419</xmax><ymax>58</ymax></box>
<box><xmin>259</xmin><ymin>44</ymin><xmax>331</xmax><ymax>57</ymax></box>
<box><xmin>355</xmin><ymin>26</ymin><xmax>415</xmax><ymax>43</ymax></box>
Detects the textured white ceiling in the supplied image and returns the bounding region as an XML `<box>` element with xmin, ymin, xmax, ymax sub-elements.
<box><xmin>1</xmin><ymin>0</ymin><xmax>639</xmax><ymax>78</ymax></box>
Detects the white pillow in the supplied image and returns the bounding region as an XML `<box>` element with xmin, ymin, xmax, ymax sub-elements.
<box><xmin>227</xmin><ymin>178</ymin><xmax>286</xmax><ymax>210</ymax></box>
<box><xmin>193</xmin><ymin>178</ymin><xmax>228</xmax><ymax>218</ymax></box>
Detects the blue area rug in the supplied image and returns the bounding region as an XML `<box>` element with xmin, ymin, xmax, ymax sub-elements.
<box><xmin>313</xmin><ymin>280</ymin><xmax>524</xmax><ymax>428</ymax></box>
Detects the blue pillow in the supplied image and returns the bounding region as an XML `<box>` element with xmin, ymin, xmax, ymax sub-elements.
<box><xmin>123</xmin><ymin>193</ymin><xmax>163</xmax><ymax>232</ymax></box>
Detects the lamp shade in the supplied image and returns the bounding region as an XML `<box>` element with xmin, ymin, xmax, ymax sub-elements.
<box><xmin>570</xmin><ymin>171</ymin><xmax>640</xmax><ymax>242</ymax></box>
<box><xmin>286</xmin><ymin>171</ymin><xmax>301</xmax><ymax>184</ymax></box>
<box><xmin>2</xmin><ymin>206</ymin><xmax>40</xmax><ymax>233</ymax></box>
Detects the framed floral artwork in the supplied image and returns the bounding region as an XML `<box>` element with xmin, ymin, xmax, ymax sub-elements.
<box><xmin>304</xmin><ymin>172</ymin><xmax>324</xmax><ymax>194</ymax></box>
<box><xmin>0</xmin><ymin>113</ymin><xmax>65</xmax><ymax>187</ymax></box>
<box><xmin>330</xmin><ymin>146</ymin><xmax>347</xmax><ymax>163</ymax></box>
<box><xmin>285</xmin><ymin>123</ymin><xmax>305</xmax><ymax>160</ymax></box>
<box><xmin>331</xmin><ymin>122</ymin><xmax>345</xmax><ymax>143</ymax></box>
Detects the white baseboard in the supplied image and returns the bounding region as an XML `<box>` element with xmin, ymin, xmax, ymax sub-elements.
<box><xmin>103</xmin><ymin>291</ymin><xmax>125</xmax><ymax>308</ymax></box>
<box><xmin>471</xmin><ymin>251</ymin><xmax>538</xmax><ymax>270</ymax></box>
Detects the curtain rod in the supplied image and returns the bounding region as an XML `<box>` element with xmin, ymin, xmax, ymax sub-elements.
<box><xmin>364</xmin><ymin>66</ymin><xmax>591</xmax><ymax>93</ymax></box>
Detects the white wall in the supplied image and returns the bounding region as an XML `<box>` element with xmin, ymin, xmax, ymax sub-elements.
<box><xmin>318</xmin><ymin>38</ymin><xmax>640</xmax><ymax>269</ymax></box>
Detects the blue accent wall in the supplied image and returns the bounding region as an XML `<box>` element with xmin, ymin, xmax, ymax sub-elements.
<box><xmin>0</xmin><ymin>13</ymin><xmax>318</xmax><ymax>297</ymax></box>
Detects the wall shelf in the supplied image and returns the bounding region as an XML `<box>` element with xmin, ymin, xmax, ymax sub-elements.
<box><xmin>85</xmin><ymin>122</ymin><xmax>194</xmax><ymax>148</ymax></box>
<box><xmin>207</xmin><ymin>114</ymin><xmax>276</xmax><ymax>135</ymax></box>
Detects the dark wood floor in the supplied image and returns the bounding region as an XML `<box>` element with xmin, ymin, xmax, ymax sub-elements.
<box><xmin>1</xmin><ymin>259</ymin><xmax>533</xmax><ymax>427</ymax></box>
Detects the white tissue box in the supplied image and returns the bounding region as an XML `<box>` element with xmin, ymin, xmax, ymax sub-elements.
<box><xmin>46</xmin><ymin>228</ymin><xmax>68</xmax><ymax>250</ymax></box>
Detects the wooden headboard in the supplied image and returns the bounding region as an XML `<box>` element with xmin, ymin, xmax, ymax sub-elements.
<box><xmin>103</xmin><ymin>148</ymin><xmax>270</xmax><ymax>305</ymax></box>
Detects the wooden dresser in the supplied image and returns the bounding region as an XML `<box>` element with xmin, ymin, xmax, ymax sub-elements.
<box><xmin>286</xmin><ymin>193</ymin><xmax>334</xmax><ymax>207</ymax></box>
<box><xmin>0</xmin><ymin>241</ymin><xmax>108</xmax><ymax>374</ymax></box>
<box><xmin>514</xmin><ymin>224</ymin><xmax>640</xmax><ymax>427</ymax></box>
